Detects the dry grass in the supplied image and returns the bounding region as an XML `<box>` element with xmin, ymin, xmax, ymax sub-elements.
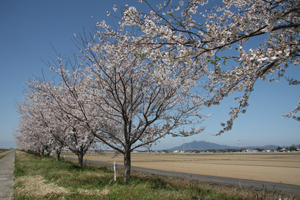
<box><xmin>14</xmin><ymin>175</ymin><xmax>110</xmax><ymax>199</ymax></box>
<box><xmin>14</xmin><ymin>175</ymin><xmax>69</xmax><ymax>198</ymax></box>
<box><xmin>76</xmin><ymin>152</ymin><xmax>300</xmax><ymax>185</ymax></box>
<box><xmin>0</xmin><ymin>150</ymin><xmax>12</xmax><ymax>159</ymax></box>
<box><xmin>77</xmin><ymin>187</ymin><xmax>109</xmax><ymax>196</ymax></box>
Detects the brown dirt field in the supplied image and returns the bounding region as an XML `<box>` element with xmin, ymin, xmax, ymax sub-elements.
<box><xmin>67</xmin><ymin>153</ymin><xmax>300</xmax><ymax>186</ymax></box>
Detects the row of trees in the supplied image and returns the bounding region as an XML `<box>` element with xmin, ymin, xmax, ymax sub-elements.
<box><xmin>14</xmin><ymin>28</ymin><xmax>208</xmax><ymax>182</ymax></box>
<box><xmin>15</xmin><ymin>0</ymin><xmax>299</xmax><ymax>182</ymax></box>
<box><xmin>277</xmin><ymin>144</ymin><xmax>299</xmax><ymax>152</ymax></box>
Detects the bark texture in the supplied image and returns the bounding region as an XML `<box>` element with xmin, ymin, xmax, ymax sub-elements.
<box><xmin>124</xmin><ymin>147</ymin><xmax>131</xmax><ymax>182</ymax></box>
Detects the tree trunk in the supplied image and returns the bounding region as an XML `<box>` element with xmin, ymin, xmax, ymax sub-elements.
<box><xmin>78</xmin><ymin>153</ymin><xmax>83</xmax><ymax>168</ymax></box>
<box><xmin>46</xmin><ymin>152</ymin><xmax>50</xmax><ymax>158</ymax></box>
<box><xmin>56</xmin><ymin>149</ymin><xmax>61</xmax><ymax>161</ymax></box>
<box><xmin>124</xmin><ymin>147</ymin><xmax>131</xmax><ymax>182</ymax></box>
<box><xmin>77</xmin><ymin>147</ymin><xmax>84</xmax><ymax>168</ymax></box>
<box><xmin>41</xmin><ymin>148</ymin><xmax>44</xmax><ymax>157</ymax></box>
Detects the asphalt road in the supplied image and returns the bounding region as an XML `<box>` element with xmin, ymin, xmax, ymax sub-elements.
<box><xmin>0</xmin><ymin>151</ymin><xmax>14</xmax><ymax>200</ymax></box>
<box><xmin>66</xmin><ymin>157</ymin><xmax>300</xmax><ymax>195</ymax></box>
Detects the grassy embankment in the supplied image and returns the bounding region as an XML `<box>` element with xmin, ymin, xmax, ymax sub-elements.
<box><xmin>0</xmin><ymin>149</ymin><xmax>12</xmax><ymax>159</ymax></box>
<box><xmin>14</xmin><ymin>151</ymin><xmax>299</xmax><ymax>200</ymax></box>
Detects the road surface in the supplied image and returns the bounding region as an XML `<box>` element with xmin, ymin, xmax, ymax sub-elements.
<box><xmin>0</xmin><ymin>151</ymin><xmax>14</xmax><ymax>200</ymax></box>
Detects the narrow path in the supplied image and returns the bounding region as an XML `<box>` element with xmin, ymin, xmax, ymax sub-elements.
<box><xmin>0</xmin><ymin>151</ymin><xmax>14</xmax><ymax>200</ymax></box>
<box><xmin>67</xmin><ymin>157</ymin><xmax>300</xmax><ymax>196</ymax></box>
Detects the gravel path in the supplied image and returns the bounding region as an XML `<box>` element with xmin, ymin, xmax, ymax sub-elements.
<box><xmin>0</xmin><ymin>151</ymin><xmax>14</xmax><ymax>200</ymax></box>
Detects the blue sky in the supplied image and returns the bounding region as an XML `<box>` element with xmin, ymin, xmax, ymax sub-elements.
<box><xmin>0</xmin><ymin>0</ymin><xmax>299</xmax><ymax>149</ymax></box>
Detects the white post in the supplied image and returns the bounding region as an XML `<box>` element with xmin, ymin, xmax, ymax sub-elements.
<box><xmin>114</xmin><ymin>161</ymin><xmax>116</xmax><ymax>181</ymax></box>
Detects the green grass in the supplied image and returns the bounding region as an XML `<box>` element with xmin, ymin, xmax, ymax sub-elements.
<box><xmin>14</xmin><ymin>151</ymin><xmax>299</xmax><ymax>200</ymax></box>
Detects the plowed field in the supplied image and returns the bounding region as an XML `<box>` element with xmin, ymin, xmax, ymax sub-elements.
<box><xmin>68</xmin><ymin>153</ymin><xmax>300</xmax><ymax>185</ymax></box>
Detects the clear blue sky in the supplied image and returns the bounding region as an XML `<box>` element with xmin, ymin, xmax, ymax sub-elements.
<box><xmin>0</xmin><ymin>0</ymin><xmax>299</xmax><ymax>149</ymax></box>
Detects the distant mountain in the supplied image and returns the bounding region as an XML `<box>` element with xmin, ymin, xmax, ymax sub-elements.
<box><xmin>168</xmin><ymin>140</ymin><xmax>234</xmax><ymax>151</ymax></box>
<box><xmin>167</xmin><ymin>140</ymin><xmax>285</xmax><ymax>151</ymax></box>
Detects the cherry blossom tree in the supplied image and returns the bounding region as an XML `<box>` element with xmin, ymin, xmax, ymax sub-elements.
<box><xmin>16</xmin><ymin>76</ymin><xmax>95</xmax><ymax>167</ymax></box>
<box><xmin>14</xmin><ymin>102</ymin><xmax>55</xmax><ymax>158</ymax></box>
<box><xmin>71</xmin><ymin>28</ymin><xmax>208</xmax><ymax>182</ymax></box>
<box><xmin>14</xmin><ymin>126</ymin><xmax>45</xmax><ymax>155</ymax></box>
<box><xmin>32</xmin><ymin>77</ymin><xmax>96</xmax><ymax>167</ymax></box>
<box><xmin>110</xmin><ymin>0</ymin><xmax>299</xmax><ymax>134</ymax></box>
<box><xmin>24</xmin><ymin>101</ymin><xmax>66</xmax><ymax>160</ymax></box>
